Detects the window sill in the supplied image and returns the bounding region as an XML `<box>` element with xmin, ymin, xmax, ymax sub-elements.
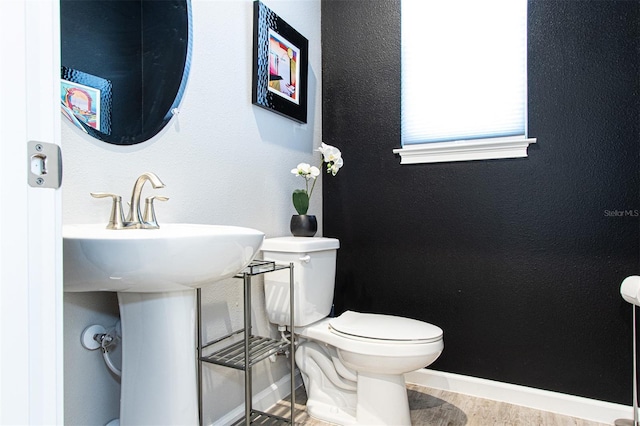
<box><xmin>393</xmin><ymin>136</ymin><xmax>537</xmax><ymax>164</ymax></box>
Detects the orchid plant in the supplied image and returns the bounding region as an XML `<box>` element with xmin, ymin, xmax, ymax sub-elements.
<box><xmin>291</xmin><ymin>143</ymin><xmax>343</xmax><ymax>215</ymax></box>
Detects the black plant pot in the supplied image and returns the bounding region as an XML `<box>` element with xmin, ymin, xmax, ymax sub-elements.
<box><xmin>290</xmin><ymin>215</ymin><xmax>318</xmax><ymax>237</ymax></box>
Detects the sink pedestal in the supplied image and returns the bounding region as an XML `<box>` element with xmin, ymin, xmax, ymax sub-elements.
<box><xmin>118</xmin><ymin>290</ymin><xmax>198</xmax><ymax>425</ymax></box>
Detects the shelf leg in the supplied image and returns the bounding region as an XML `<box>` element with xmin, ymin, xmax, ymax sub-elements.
<box><xmin>197</xmin><ymin>288</ymin><xmax>203</xmax><ymax>426</ymax></box>
<box><xmin>289</xmin><ymin>263</ymin><xmax>295</xmax><ymax>424</ymax></box>
<box><xmin>244</xmin><ymin>273</ymin><xmax>252</xmax><ymax>426</ymax></box>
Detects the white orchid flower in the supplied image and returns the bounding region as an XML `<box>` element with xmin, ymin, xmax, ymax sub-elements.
<box><xmin>291</xmin><ymin>163</ymin><xmax>320</xmax><ymax>180</ymax></box>
<box><xmin>291</xmin><ymin>143</ymin><xmax>343</xmax><ymax>215</ymax></box>
<box><xmin>317</xmin><ymin>144</ymin><xmax>343</xmax><ymax>176</ymax></box>
<box><xmin>309</xmin><ymin>166</ymin><xmax>320</xmax><ymax>178</ymax></box>
<box><xmin>317</xmin><ymin>143</ymin><xmax>342</xmax><ymax>164</ymax></box>
<box><xmin>328</xmin><ymin>156</ymin><xmax>343</xmax><ymax>176</ymax></box>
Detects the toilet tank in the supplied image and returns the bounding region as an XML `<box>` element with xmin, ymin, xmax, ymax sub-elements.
<box><xmin>261</xmin><ymin>237</ymin><xmax>340</xmax><ymax>327</ymax></box>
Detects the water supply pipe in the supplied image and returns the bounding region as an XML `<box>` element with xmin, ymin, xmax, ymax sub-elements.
<box><xmin>81</xmin><ymin>322</ymin><xmax>122</xmax><ymax>378</ymax></box>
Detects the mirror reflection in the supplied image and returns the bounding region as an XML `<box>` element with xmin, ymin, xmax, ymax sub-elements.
<box><xmin>60</xmin><ymin>0</ymin><xmax>191</xmax><ymax>145</ymax></box>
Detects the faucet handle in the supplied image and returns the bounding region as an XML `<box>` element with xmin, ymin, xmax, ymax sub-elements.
<box><xmin>142</xmin><ymin>196</ymin><xmax>169</xmax><ymax>229</ymax></box>
<box><xmin>90</xmin><ymin>192</ymin><xmax>125</xmax><ymax>230</ymax></box>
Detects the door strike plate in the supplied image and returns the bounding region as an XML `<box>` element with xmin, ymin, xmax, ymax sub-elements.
<box><xmin>27</xmin><ymin>141</ymin><xmax>62</xmax><ymax>189</ymax></box>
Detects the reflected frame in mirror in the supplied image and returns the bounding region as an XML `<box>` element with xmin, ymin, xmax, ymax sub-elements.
<box><xmin>60</xmin><ymin>0</ymin><xmax>193</xmax><ymax>145</ymax></box>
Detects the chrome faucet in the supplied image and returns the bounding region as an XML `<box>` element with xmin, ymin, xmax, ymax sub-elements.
<box><xmin>125</xmin><ymin>172</ymin><xmax>166</xmax><ymax>229</ymax></box>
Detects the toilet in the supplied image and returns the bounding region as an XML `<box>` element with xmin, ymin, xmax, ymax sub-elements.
<box><xmin>261</xmin><ymin>237</ymin><xmax>444</xmax><ymax>425</ymax></box>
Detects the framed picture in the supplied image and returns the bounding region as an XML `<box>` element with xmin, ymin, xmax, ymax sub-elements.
<box><xmin>60</xmin><ymin>79</ymin><xmax>101</xmax><ymax>131</ymax></box>
<box><xmin>252</xmin><ymin>1</ymin><xmax>309</xmax><ymax>123</ymax></box>
<box><xmin>60</xmin><ymin>67</ymin><xmax>112</xmax><ymax>135</ymax></box>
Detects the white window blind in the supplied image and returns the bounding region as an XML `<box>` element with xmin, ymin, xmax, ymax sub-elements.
<box><xmin>399</xmin><ymin>0</ymin><xmax>534</xmax><ymax>163</ymax></box>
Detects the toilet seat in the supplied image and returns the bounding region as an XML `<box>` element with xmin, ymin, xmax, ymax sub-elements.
<box><xmin>329</xmin><ymin>311</ymin><xmax>443</xmax><ymax>344</ymax></box>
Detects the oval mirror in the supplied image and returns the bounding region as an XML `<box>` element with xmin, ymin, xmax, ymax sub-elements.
<box><xmin>60</xmin><ymin>0</ymin><xmax>192</xmax><ymax>145</ymax></box>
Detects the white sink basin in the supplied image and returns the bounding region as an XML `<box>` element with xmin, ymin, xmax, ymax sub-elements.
<box><xmin>63</xmin><ymin>222</ymin><xmax>265</xmax><ymax>424</ymax></box>
<box><xmin>63</xmin><ymin>223</ymin><xmax>265</xmax><ymax>292</ymax></box>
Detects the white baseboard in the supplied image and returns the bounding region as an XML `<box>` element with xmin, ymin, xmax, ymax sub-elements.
<box><xmin>211</xmin><ymin>371</ymin><xmax>303</xmax><ymax>426</ymax></box>
<box><xmin>405</xmin><ymin>369</ymin><xmax>632</xmax><ymax>425</ymax></box>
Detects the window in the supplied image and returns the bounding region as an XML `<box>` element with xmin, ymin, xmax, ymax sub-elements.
<box><xmin>394</xmin><ymin>0</ymin><xmax>536</xmax><ymax>164</ymax></box>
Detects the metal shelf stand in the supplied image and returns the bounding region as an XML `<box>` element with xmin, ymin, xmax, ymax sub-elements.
<box><xmin>197</xmin><ymin>260</ymin><xmax>295</xmax><ymax>425</ymax></box>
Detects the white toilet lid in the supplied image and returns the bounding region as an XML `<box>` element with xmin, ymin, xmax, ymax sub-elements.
<box><xmin>329</xmin><ymin>311</ymin><xmax>443</xmax><ymax>343</ymax></box>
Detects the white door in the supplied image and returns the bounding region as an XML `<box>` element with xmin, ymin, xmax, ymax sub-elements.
<box><xmin>0</xmin><ymin>1</ymin><xmax>63</xmax><ymax>424</ymax></box>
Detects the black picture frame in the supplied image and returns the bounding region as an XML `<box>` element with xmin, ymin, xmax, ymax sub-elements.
<box><xmin>252</xmin><ymin>1</ymin><xmax>308</xmax><ymax>123</ymax></box>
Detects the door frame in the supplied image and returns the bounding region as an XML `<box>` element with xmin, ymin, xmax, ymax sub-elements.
<box><xmin>0</xmin><ymin>1</ymin><xmax>63</xmax><ymax>423</ymax></box>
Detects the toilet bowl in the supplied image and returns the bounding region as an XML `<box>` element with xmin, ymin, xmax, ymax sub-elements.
<box><xmin>262</xmin><ymin>237</ymin><xmax>444</xmax><ymax>425</ymax></box>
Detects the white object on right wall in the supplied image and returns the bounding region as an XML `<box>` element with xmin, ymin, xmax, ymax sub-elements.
<box><xmin>620</xmin><ymin>276</ymin><xmax>640</xmax><ymax>306</ymax></box>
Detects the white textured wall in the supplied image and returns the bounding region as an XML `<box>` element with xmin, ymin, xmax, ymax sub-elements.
<box><xmin>62</xmin><ymin>0</ymin><xmax>321</xmax><ymax>424</ymax></box>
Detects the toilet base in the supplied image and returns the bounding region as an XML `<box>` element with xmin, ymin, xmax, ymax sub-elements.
<box><xmin>356</xmin><ymin>372</ymin><xmax>411</xmax><ymax>425</ymax></box>
<box><xmin>297</xmin><ymin>341</ymin><xmax>358</xmax><ymax>424</ymax></box>
<box><xmin>297</xmin><ymin>340</ymin><xmax>412</xmax><ymax>426</ymax></box>
<box><xmin>303</xmin><ymin>370</ymin><xmax>412</xmax><ymax>425</ymax></box>
<box><xmin>306</xmin><ymin>400</ymin><xmax>358</xmax><ymax>426</ymax></box>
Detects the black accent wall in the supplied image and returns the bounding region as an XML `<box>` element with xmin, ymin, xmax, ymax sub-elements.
<box><xmin>322</xmin><ymin>0</ymin><xmax>640</xmax><ymax>405</ymax></box>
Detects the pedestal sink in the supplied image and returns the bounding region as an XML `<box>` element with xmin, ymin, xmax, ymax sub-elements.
<box><xmin>63</xmin><ymin>223</ymin><xmax>265</xmax><ymax>425</ymax></box>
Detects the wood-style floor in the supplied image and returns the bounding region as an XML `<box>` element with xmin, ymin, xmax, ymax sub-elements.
<box><xmin>267</xmin><ymin>383</ymin><xmax>611</xmax><ymax>426</ymax></box>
